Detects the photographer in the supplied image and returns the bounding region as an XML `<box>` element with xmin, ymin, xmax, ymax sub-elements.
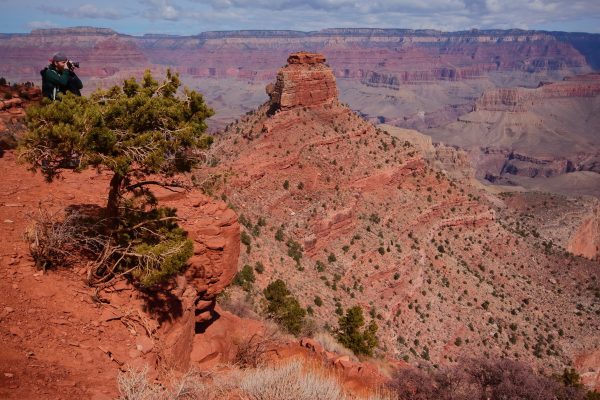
<box><xmin>41</xmin><ymin>53</ymin><xmax>83</xmax><ymax>100</ymax></box>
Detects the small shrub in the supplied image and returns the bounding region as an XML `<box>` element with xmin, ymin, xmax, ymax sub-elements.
<box><xmin>275</xmin><ymin>227</ymin><xmax>284</xmax><ymax>241</ymax></box>
<box><xmin>254</xmin><ymin>261</ymin><xmax>265</xmax><ymax>274</ymax></box>
<box><xmin>234</xmin><ymin>264</ymin><xmax>256</xmax><ymax>291</ymax></box>
<box><xmin>241</xmin><ymin>231</ymin><xmax>252</xmax><ymax>246</ymax></box>
<box><xmin>286</xmin><ymin>238</ymin><xmax>303</xmax><ymax>264</ymax></box>
<box><xmin>316</xmin><ymin>260</ymin><xmax>326</xmax><ymax>272</ymax></box>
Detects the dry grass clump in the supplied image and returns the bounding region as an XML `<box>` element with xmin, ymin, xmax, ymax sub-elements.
<box><xmin>232</xmin><ymin>358</ymin><xmax>347</xmax><ymax>400</ymax></box>
<box><xmin>117</xmin><ymin>367</ymin><xmax>210</xmax><ymax>400</ymax></box>
<box><xmin>233</xmin><ymin>321</ymin><xmax>282</xmax><ymax>368</ymax></box>
<box><xmin>117</xmin><ymin>359</ymin><xmax>393</xmax><ymax>400</ymax></box>
<box><xmin>118</xmin><ymin>360</ymin><xmax>347</xmax><ymax>400</ymax></box>
<box><xmin>25</xmin><ymin>208</ymin><xmax>106</xmax><ymax>270</ymax></box>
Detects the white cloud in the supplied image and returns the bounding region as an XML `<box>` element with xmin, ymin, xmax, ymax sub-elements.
<box><xmin>141</xmin><ymin>0</ymin><xmax>181</xmax><ymax>20</ymax></box>
<box><xmin>40</xmin><ymin>4</ymin><xmax>122</xmax><ymax>19</ymax></box>
<box><xmin>23</xmin><ymin>0</ymin><xmax>599</xmax><ymax>33</ymax></box>
<box><xmin>26</xmin><ymin>20</ymin><xmax>61</xmax><ymax>29</ymax></box>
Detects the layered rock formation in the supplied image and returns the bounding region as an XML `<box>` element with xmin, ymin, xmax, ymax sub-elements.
<box><xmin>0</xmin><ymin>27</ymin><xmax>148</xmax><ymax>82</ymax></box>
<box><xmin>0</xmin><ymin>28</ymin><xmax>596</xmax><ymax>85</ymax></box>
<box><xmin>425</xmin><ymin>73</ymin><xmax>600</xmax><ymax>193</ymax></box>
<box><xmin>0</xmin><ymin>82</ymin><xmax>41</xmax><ymax>155</ymax></box>
<box><xmin>267</xmin><ymin>52</ymin><xmax>338</xmax><ymax>111</ymax></box>
<box><xmin>151</xmin><ymin>191</ymin><xmax>240</xmax><ymax>371</ymax></box>
<box><xmin>474</xmin><ymin>74</ymin><xmax>600</xmax><ymax>112</ymax></box>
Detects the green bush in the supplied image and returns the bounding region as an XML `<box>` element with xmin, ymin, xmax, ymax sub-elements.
<box><xmin>286</xmin><ymin>238</ymin><xmax>303</xmax><ymax>264</ymax></box>
<box><xmin>337</xmin><ymin>305</ymin><xmax>379</xmax><ymax>356</ymax></box>
<box><xmin>264</xmin><ymin>279</ymin><xmax>306</xmax><ymax>335</ymax></box>
<box><xmin>234</xmin><ymin>264</ymin><xmax>256</xmax><ymax>291</ymax></box>
<box><xmin>314</xmin><ymin>296</ymin><xmax>323</xmax><ymax>307</ymax></box>
<box><xmin>327</xmin><ymin>253</ymin><xmax>337</xmax><ymax>263</ymax></box>
<box><xmin>117</xmin><ymin>206</ymin><xmax>193</xmax><ymax>287</ymax></box>
<box><xmin>254</xmin><ymin>261</ymin><xmax>265</xmax><ymax>274</ymax></box>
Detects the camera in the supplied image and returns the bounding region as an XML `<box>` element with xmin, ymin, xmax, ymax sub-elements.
<box><xmin>66</xmin><ymin>60</ymin><xmax>80</xmax><ymax>70</ymax></box>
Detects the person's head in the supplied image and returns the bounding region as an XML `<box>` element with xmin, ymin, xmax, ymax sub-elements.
<box><xmin>50</xmin><ymin>53</ymin><xmax>68</xmax><ymax>71</ymax></box>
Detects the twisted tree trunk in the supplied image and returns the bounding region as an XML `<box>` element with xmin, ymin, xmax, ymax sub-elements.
<box><xmin>106</xmin><ymin>173</ymin><xmax>124</xmax><ymax>226</ymax></box>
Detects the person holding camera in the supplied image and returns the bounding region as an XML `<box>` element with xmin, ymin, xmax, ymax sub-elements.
<box><xmin>41</xmin><ymin>52</ymin><xmax>83</xmax><ymax>100</ymax></box>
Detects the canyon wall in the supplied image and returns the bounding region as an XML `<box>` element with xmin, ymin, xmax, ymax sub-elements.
<box><xmin>0</xmin><ymin>28</ymin><xmax>596</xmax><ymax>85</ymax></box>
<box><xmin>474</xmin><ymin>74</ymin><xmax>600</xmax><ymax>112</ymax></box>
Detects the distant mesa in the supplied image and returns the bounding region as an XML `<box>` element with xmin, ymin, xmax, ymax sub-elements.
<box><xmin>267</xmin><ymin>52</ymin><xmax>338</xmax><ymax>111</ymax></box>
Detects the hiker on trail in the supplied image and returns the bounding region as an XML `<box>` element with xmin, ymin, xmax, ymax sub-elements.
<box><xmin>41</xmin><ymin>53</ymin><xmax>83</xmax><ymax>100</ymax></box>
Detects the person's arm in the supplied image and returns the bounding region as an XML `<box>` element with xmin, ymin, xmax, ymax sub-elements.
<box><xmin>43</xmin><ymin>68</ymin><xmax>70</xmax><ymax>87</ymax></box>
<box><xmin>69</xmin><ymin>71</ymin><xmax>83</xmax><ymax>90</ymax></box>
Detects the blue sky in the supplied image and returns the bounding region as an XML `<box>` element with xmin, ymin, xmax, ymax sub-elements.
<box><xmin>1</xmin><ymin>0</ymin><xmax>599</xmax><ymax>35</ymax></box>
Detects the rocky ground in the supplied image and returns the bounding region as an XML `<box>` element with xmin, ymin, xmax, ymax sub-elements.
<box><xmin>0</xmin><ymin>154</ymin><xmax>133</xmax><ymax>399</ymax></box>
<box><xmin>0</xmin><ymin>150</ymin><xmax>391</xmax><ymax>399</ymax></box>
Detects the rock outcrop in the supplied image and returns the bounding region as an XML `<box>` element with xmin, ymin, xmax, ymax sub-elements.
<box><xmin>568</xmin><ymin>203</ymin><xmax>600</xmax><ymax>260</ymax></box>
<box><xmin>0</xmin><ymin>82</ymin><xmax>41</xmax><ymax>155</ymax></box>
<box><xmin>267</xmin><ymin>52</ymin><xmax>338</xmax><ymax>111</ymax></box>
<box><xmin>153</xmin><ymin>192</ymin><xmax>240</xmax><ymax>371</ymax></box>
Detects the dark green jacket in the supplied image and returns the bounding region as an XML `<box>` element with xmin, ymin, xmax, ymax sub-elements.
<box><xmin>41</xmin><ymin>65</ymin><xmax>83</xmax><ymax>100</ymax></box>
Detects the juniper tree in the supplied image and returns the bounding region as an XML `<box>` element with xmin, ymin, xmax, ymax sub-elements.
<box><xmin>337</xmin><ymin>305</ymin><xmax>379</xmax><ymax>356</ymax></box>
<box><xmin>20</xmin><ymin>70</ymin><xmax>214</xmax><ymax>286</ymax></box>
<box><xmin>21</xmin><ymin>70</ymin><xmax>213</xmax><ymax>221</ymax></box>
<box><xmin>263</xmin><ymin>279</ymin><xmax>306</xmax><ymax>335</ymax></box>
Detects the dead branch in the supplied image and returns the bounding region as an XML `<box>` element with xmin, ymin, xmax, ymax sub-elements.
<box><xmin>125</xmin><ymin>180</ymin><xmax>188</xmax><ymax>193</ymax></box>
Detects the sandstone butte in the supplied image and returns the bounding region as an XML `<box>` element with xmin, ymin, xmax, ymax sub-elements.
<box><xmin>0</xmin><ymin>51</ymin><xmax>599</xmax><ymax>399</ymax></box>
<box><xmin>197</xmin><ymin>51</ymin><xmax>600</xmax><ymax>390</ymax></box>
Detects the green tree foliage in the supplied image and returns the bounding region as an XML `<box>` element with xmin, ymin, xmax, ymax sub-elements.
<box><xmin>337</xmin><ymin>305</ymin><xmax>379</xmax><ymax>356</ymax></box>
<box><xmin>21</xmin><ymin>70</ymin><xmax>213</xmax><ymax>220</ymax></box>
<box><xmin>116</xmin><ymin>205</ymin><xmax>193</xmax><ymax>286</ymax></box>
<box><xmin>263</xmin><ymin>279</ymin><xmax>306</xmax><ymax>335</ymax></box>
<box><xmin>20</xmin><ymin>71</ymin><xmax>214</xmax><ymax>287</ymax></box>
<box><xmin>233</xmin><ymin>264</ymin><xmax>256</xmax><ymax>291</ymax></box>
